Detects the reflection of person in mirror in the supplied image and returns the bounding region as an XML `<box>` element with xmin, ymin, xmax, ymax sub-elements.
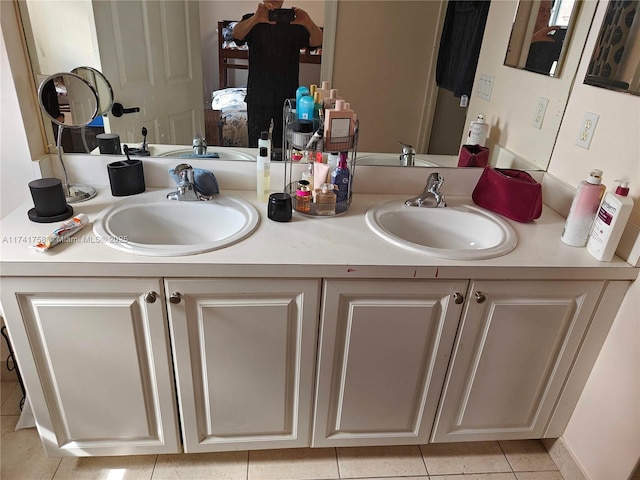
<box><xmin>525</xmin><ymin>0</ymin><xmax>567</xmax><ymax>75</ymax></box>
<box><xmin>233</xmin><ymin>1</ymin><xmax>322</xmax><ymax>151</ymax></box>
<box><xmin>41</xmin><ymin>78</ymin><xmax>65</xmax><ymax>124</ymax></box>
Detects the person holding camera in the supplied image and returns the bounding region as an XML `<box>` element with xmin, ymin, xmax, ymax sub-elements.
<box><xmin>233</xmin><ymin>1</ymin><xmax>322</xmax><ymax>152</ymax></box>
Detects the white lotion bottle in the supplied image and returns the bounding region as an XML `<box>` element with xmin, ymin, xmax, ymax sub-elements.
<box><xmin>467</xmin><ymin>114</ymin><xmax>489</xmax><ymax>146</ymax></box>
<box><xmin>561</xmin><ymin>169</ymin><xmax>606</xmax><ymax>247</ymax></box>
<box><xmin>587</xmin><ymin>180</ymin><xmax>634</xmax><ymax>261</ymax></box>
<box><xmin>257</xmin><ymin>146</ymin><xmax>270</xmax><ymax>202</ymax></box>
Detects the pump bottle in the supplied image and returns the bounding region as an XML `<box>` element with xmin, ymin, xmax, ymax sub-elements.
<box><xmin>467</xmin><ymin>114</ymin><xmax>489</xmax><ymax>146</ymax></box>
<box><xmin>561</xmin><ymin>169</ymin><xmax>606</xmax><ymax>247</ymax></box>
<box><xmin>587</xmin><ymin>180</ymin><xmax>634</xmax><ymax>261</ymax></box>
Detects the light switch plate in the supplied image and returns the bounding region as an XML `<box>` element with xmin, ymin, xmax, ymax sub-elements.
<box><xmin>476</xmin><ymin>73</ymin><xmax>495</xmax><ymax>101</ymax></box>
<box><xmin>576</xmin><ymin>112</ymin><xmax>599</xmax><ymax>149</ymax></box>
<box><xmin>532</xmin><ymin>97</ymin><xmax>549</xmax><ymax>129</ymax></box>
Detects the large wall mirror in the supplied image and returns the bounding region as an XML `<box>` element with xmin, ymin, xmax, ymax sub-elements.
<box><xmin>504</xmin><ymin>0</ymin><xmax>579</xmax><ymax>76</ymax></box>
<box><xmin>17</xmin><ymin>0</ymin><xmax>595</xmax><ymax>170</ymax></box>
<box><xmin>584</xmin><ymin>0</ymin><xmax>640</xmax><ymax>95</ymax></box>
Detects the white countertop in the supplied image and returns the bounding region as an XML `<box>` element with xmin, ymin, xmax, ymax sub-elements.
<box><xmin>0</xmin><ymin>188</ymin><xmax>636</xmax><ymax>281</ymax></box>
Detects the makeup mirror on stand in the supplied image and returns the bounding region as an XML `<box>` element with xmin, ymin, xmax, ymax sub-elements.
<box><xmin>37</xmin><ymin>72</ymin><xmax>99</xmax><ymax>203</ymax></box>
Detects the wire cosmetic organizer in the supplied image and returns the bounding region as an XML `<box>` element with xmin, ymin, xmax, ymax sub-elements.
<box><xmin>282</xmin><ymin>99</ymin><xmax>359</xmax><ymax>216</ymax></box>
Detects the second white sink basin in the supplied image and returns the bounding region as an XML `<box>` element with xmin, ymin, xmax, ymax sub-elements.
<box><xmin>93</xmin><ymin>190</ymin><xmax>259</xmax><ymax>256</ymax></box>
<box><xmin>365</xmin><ymin>199</ymin><xmax>517</xmax><ymax>260</ymax></box>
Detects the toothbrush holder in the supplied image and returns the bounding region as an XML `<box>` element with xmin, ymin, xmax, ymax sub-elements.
<box><xmin>107</xmin><ymin>159</ymin><xmax>146</xmax><ymax>196</ymax></box>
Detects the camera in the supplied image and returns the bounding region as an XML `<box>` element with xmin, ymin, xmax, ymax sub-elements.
<box><xmin>268</xmin><ymin>8</ymin><xmax>296</xmax><ymax>24</ymax></box>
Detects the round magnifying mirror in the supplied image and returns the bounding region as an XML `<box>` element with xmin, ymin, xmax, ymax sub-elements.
<box><xmin>71</xmin><ymin>66</ymin><xmax>114</xmax><ymax>116</ymax></box>
<box><xmin>37</xmin><ymin>72</ymin><xmax>99</xmax><ymax>127</ymax></box>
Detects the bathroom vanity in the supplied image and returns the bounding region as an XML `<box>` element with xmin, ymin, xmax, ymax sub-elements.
<box><xmin>0</xmin><ymin>172</ymin><xmax>637</xmax><ymax>457</ymax></box>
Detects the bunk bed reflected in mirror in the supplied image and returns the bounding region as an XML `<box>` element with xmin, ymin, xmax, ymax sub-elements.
<box><xmin>504</xmin><ymin>0</ymin><xmax>579</xmax><ymax>76</ymax></box>
<box><xmin>584</xmin><ymin>0</ymin><xmax>640</xmax><ymax>95</ymax></box>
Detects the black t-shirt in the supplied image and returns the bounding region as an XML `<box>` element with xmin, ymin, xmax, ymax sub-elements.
<box><xmin>525</xmin><ymin>28</ymin><xmax>567</xmax><ymax>75</ymax></box>
<box><xmin>235</xmin><ymin>13</ymin><xmax>310</xmax><ymax>106</ymax></box>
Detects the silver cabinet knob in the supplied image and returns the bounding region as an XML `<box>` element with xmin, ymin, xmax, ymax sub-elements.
<box><xmin>169</xmin><ymin>292</ymin><xmax>182</xmax><ymax>304</ymax></box>
<box><xmin>474</xmin><ymin>291</ymin><xmax>486</xmax><ymax>303</ymax></box>
<box><xmin>453</xmin><ymin>292</ymin><xmax>464</xmax><ymax>304</ymax></box>
<box><xmin>144</xmin><ymin>291</ymin><xmax>157</xmax><ymax>303</ymax></box>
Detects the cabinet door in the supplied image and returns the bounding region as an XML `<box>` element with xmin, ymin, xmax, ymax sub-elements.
<box><xmin>313</xmin><ymin>279</ymin><xmax>467</xmax><ymax>447</ymax></box>
<box><xmin>0</xmin><ymin>278</ymin><xmax>180</xmax><ymax>456</ymax></box>
<box><xmin>431</xmin><ymin>280</ymin><xmax>604</xmax><ymax>442</ymax></box>
<box><xmin>165</xmin><ymin>278</ymin><xmax>320</xmax><ymax>452</ymax></box>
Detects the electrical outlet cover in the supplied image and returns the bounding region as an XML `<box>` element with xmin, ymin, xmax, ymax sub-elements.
<box><xmin>532</xmin><ymin>97</ymin><xmax>549</xmax><ymax>129</ymax></box>
<box><xmin>576</xmin><ymin>112</ymin><xmax>599</xmax><ymax>149</ymax></box>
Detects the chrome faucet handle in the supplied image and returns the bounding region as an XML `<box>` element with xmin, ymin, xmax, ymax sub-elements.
<box><xmin>167</xmin><ymin>163</ymin><xmax>200</xmax><ymax>201</ymax></box>
<box><xmin>399</xmin><ymin>142</ymin><xmax>415</xmax><ymax>166</ymax></box>
<box><xmin>173</xmin><ymin>163</ymin><xmax>195</xmax><ymax>185</ymax></box>
<box><xmin>405</xmin><ymin>172</ymin><xmax>446</xmax><ymax>207</ymax></box>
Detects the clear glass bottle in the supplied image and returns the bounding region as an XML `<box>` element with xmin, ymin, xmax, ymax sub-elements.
<box><xmin>316</xmin><ymin>183</ymin><xmax>337</xmax><ymax>216</ymax></box>
<box><xmin>295</xmin><ymin>180</ymin><xmax>311</xmax><ymax>213</ymax></box>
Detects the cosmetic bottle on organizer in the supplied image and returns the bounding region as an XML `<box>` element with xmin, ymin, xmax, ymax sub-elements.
<box><xmin>313</xmin><ymin>92</ymin><xmax>323</xmax><ymax>130</ymax></box>
<box><xmin>327</xmin><ymin>152</ymin><xmax>340</xmax><ymax>171</ymax></box>
<box><xmin>295</xmin><ymin>180</ymin><xmax>311</xmax><ymax>213</ymax></box>
<box><xmin>256</xmin><ymin>146</ymin><xmax>270</xmax><ymax>202</ymax></box>
<box><xmin>302</xmin><ymin>162</ymin><xmax>314</xmax><ymax>198</ymax></box>
<box><xmin>324</xmin><ymin>99</ymin><xmax>355</xmax><ymax>150</ymax></box>
<box><xmin>295</xmin><ymin>86</ymin><xmax>309</xmax><ymax>111</ymax></box>
<box><xmin>309</xmin><ymin>84</ymin><xmax>318</xmax><ymax>98</ymax></box>
<box><xmin>317</xmin><ymin>81</ymin><xmax>331</xmax><ymax>100</ymax></box>
<box><xmin>297</xmin><ymin>95</ymin><xmax>314</xmax><ymax>121</ymax></box>
<box><xmin>331</xmin><ymin>152</ymin><xmax>350</xmax><ymax>203</ymax></box>
<box><xmin>587</xmin><ymin>180</ymin><xmax>634</xmax><ymax>261</ymax></box>
<box><xmin>316</xmin><ymin>183</ymin><xmax>337</xmax><ymax>216</ymax></box>
<box><xmin>259</xmin><ymin>131</ymin><xmax>271</xmax><ymax>162</ymax></box>
<box><xmin>561</xmin><ymin>170</ymin><xmax>606</xmax><ymax>247</ymax></box>
<box><xmin>466</xmin><ymin>114</ymin><xmax>489</xmax><ymax>146</ymax></box>
<box><xmin>313</xmin><ymin>153</ymin><xmax>331</xmax><ymax>192</ymax></box>
<box><xmin>323</xmin><ymin>89</ymin><xmax>342</xmax><ymax>109</ymax></box>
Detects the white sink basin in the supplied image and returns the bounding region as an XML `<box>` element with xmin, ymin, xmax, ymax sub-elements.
<box><xmin>365</xmin><ymin>199</ymin><xmax>517</xmax><ymax>260</ymax></box>
<box><xmin>156</xmin><ymin>149</ymin><xmax>254</xmax><ymax>161</ymax></box>
<box><xmin>93</xmin><ymin>190</ymin><xmax>259</xmax><ymax>256</ymax></box>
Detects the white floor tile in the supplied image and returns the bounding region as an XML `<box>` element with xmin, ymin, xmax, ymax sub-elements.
<box><xmin>248</xmin><ymin>448</ymin><xmax>338</xmax><ymax>480</ymax></box>
<box><xmin>1</xmin><ymin>414</ymin><xmax>61</xmax><ymax>480</ymax></box>
<box><xmin>336</xmin><ymin>445</ymin><xmax>427</xmax><ymax>478</ymax></box>
<box><xmin>431</xmin><ymin>474</ymin><xmax>517</xmax><ymax>480</ymax></box>
<box><xmin>420</xmin><ymin>441</ymin><xmax>512</xmax><ymax>475</ymax></box>
<box><xmin>153</xmin><ymin>451</ymin><xmax>248</xmax><ymax>480</ymax></box>
<box><xmin>53</xmin><ymin>455</ymin><xmax>156</xmax><ymax>480</ymax></box>
<box><xmin>515</xmin><ymin>472</ymin><xmax>565</xmax><ymax>480</ymax></box>
<box><xmin>499</xmin><ymin>440</ymin><xmax>559</xmax><ymax>472</ymax></box>
<box><xmin>1</xmin><ymin>381</ymin><xmax>17</xmax><ymax>409</ymax></box>
<box><xmin>1</xmin><ymin>382</ymin><xmax>23</xmax><ymax>416</ymax></box>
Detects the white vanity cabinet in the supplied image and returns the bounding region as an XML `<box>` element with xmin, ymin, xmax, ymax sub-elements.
<box><xmin>312</xmin><ymin>279</ymin><xmax>468</xmax><ymax>447</ymax></box>
<box><xmin>0</xmin><ymin>277</ymin><xmax>181</xmax><ymax>456</ymax></box>
<box><xmin>431</xmin><ymin>280</ymin><xmax>607</xmax><ymax>442</ymax></box>
<box><xmin>164</xmin><ymin>278</ymin><xmax>320</xmax><ymax>452</ymax></box>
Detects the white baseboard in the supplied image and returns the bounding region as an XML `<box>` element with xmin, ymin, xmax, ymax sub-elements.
<box><xmin>543</xmin><ymin>437</ymin><xmax>589</xmax><ymax>480</ymax></box>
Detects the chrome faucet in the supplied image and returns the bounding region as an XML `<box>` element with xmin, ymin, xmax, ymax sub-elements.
<box><xmin>405</xmin><ymin>172</ymin><xmax>447</xmax><ymax>207</ymax></box>
<box><xmin>193</xmin><ymin>134</ymin><xmax>207</xmax><ymax>155</ymax></box>
<box><xmin>167</xmin><ymin>163</ymin><xmax>211</xmax><ymax>201</ymax></box>
<box><xmin>399</xmin><ymin>142</ymin><xmax>415</xmax><ymax>166</ymax></box>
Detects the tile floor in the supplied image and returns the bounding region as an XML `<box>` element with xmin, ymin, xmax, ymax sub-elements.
<box><xmin>1</xmin><ymin>380</ymin><xmax>565</xmax><ymax>480</ymax></box>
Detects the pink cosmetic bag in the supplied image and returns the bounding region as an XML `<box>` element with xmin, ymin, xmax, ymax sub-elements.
<box><xmin>472</xmin><ymin>167</ymin><xmax>542</xmax><ymax>222</ymax></box>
